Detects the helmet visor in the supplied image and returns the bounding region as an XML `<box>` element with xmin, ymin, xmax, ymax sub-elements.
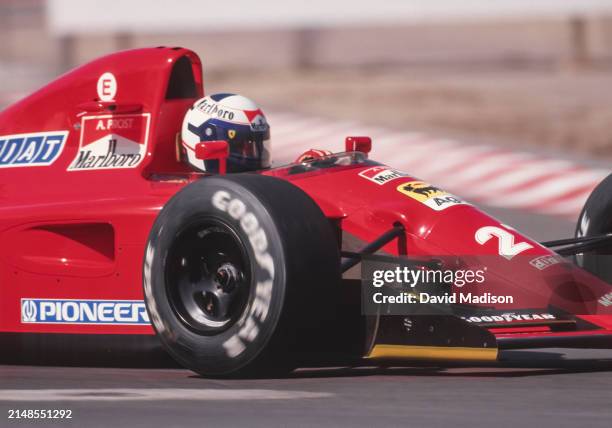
<box><xmin>226</xmin><ymin>126</ymin><xmax>271</xmax><ymax>171</ymax></box>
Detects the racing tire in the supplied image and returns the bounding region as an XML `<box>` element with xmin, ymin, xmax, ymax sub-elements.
<box><xmin>575</xmin><ymin>173</ymin><xmax>612</xmax><ymax>283</ymax></box>
<box><xmin>143</xmin><ymin>173</ymin><xmax>340</xmax><ymax>377</ymax></box>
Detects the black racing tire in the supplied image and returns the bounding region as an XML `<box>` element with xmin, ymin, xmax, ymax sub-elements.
<box><xmin>575</xmin><ymin>173</ymin><xmax>612</xmax><ymax>283</ymax></box>
<box><xmin>143</xmin><ymin>173</ymin><xmax>340</xmax><ymax>377</ymax></box>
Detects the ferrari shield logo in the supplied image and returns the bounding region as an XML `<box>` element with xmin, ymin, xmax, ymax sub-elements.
<box><xmin>228</xmin><ymin>129</ymin><xmax>236</xmax><ymax>139</ymax></box>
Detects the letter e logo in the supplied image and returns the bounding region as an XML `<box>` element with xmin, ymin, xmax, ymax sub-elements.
<box><xmin>97</xmin><ymin>72</ymin><xmax>117</xmax><ymax>102</ymax></box>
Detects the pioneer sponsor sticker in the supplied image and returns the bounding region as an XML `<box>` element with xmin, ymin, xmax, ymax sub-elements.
<box><xmin>0</xmin><ymin>131</ymin><xmax>68</xmax><ymax>168</ymax></box>
<box><xmin>358</xmin><ymin>166</ymin><xmax>407</xmax><ymax>185</ymax></box>
<box><xmin>21</xmin><ymin>298</ymin><xmax>150</xmax><ymax>325</ymax></box>
<box><xmin>68</xmin><ymin>113</ymin><xmax>150</xmax><ymax>171</ymax></box>
<box><xmin>396</xmin><ymin>180</ymin><xmax>466</xmax><ymax>211</ymax></box>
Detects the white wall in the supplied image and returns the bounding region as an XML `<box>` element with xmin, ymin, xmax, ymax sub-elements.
<box><xmin>48</xmin><ymin>0</ymin><xmax>612</xmax><ymax>34</ymax></box>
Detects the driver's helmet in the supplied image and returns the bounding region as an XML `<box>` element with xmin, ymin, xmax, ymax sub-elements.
<box><xmin>181</xmin><ymin>93</ymin><xmax>271</xmax><ymax>173</ymax></box>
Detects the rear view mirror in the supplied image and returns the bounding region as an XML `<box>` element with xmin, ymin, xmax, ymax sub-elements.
<box><xmin>195</xmin><ymin>140</ymin><xmax>229</xmax><ymax>174</ymax></box>
<box><xmin>345</xmin><ymin>136</ymin><xmax>372</xmax><ymax>156</ymax></box>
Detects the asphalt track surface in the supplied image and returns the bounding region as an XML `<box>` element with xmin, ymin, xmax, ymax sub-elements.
<box><xmin>2</xmin><ymin>208</ymin><xmax>612</xmax><ymax>428</ymax></box>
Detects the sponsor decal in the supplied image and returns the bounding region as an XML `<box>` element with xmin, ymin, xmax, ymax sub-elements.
<box><xmin>0</xmin><ymin>131</ymin><xmax>68</xmax><ymax>169</ymax></box>
<box><xmin>21</xmin><ymin>299</ymin><xmax>150</xmax><ymax>325</ymax></box>
<box><xmin>68</xmin><ymin>113</ymin><xmax>150</xmax><ymax>171</ymax></box>
<box><xmin>244</xmin><ymin>109</ymin><xmax>268</xmax><ymax>132</ymax></box>
<box><xmin>529</xmin><ymin>254</ymin><xmax>563</xmax><ymax>270</ymax></box>
<box><xmin>397</xmin><ymin>180</ymin><xmax>466</xmax><ymax>211</ymax></box>
<box><xmin>359</xmin><ymin>166</ymin><xmax>407</xmax><ymax>185</ymax></box>
<box><xmin>195</xmin><ymin>99</ymin><xmax>236</xmax><ymax>121</ymax></box>
<box><xmin>599</xmin><ymin>292</ymin><xmax>612</xmax><ymax>307</ymax></box>
<box><xmin>228</xmin><ymin>129</ymin><xmax>236</xmax><ymax>139</ymax></box>
<box><xmin>212</xmin><ymin>191</ymin><xmax>274</xmax><ymax>358</ymax></box>
<box><xmin>97</xmin><ymin>72</ymin><xmax>117</xmax><ymax>102</ymax></box>
<box><xmin>193</xmin><ymin>97</ymin><xmax>268</xmax><ymax>132</ymax></box>
<box><xmin>462</xmin><ymin>312</ymin><xmax>557</xmax><ymax>324</ymax></box>
<box><xmin>403</xmin><ymin>317</ymin><xmax>413</xmax><ymax>332</ymax></box>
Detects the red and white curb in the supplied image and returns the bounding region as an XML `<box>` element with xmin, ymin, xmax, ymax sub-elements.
<box><xmin>268</xmin><ymin>111</ymin><xmax>610</xmax><ymax>219</ymax></box>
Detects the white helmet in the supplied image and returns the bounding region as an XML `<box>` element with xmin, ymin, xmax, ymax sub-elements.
<box><xmin>181</xmin><ymin>93</ymin><xmax>271</xmax><ymax>173</ymax></box>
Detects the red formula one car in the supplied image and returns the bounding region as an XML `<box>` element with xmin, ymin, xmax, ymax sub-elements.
<box><xmin>1</xmin><ymin>48</ymin><xmax>611</xmax><ymax>376</ymax></box>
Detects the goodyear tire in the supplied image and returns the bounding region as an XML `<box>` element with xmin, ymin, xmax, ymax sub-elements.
<box><xmin>143</xmin><ymin>174</ymin><xmax>340</xmax><ymax>377</ymax></box>
<box><xmin>575</xmin><ymin>173</ymin><xmax>612</xmax><ymax>283</ymax></box>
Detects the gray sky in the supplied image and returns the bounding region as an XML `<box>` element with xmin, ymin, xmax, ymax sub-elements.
<box><xmin>48</xmin><ymin>0</ymin><xmax>612</xmax><ymax>34</ymax></box>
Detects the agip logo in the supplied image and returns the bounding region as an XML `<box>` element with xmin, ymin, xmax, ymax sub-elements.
<box><xmin>396</xmin><ymin>181</ymin><xmax>467</xmax><ymax>211</ymax></box>
<box><xmin>68</xmin><ymin>113</ymin><xmax>151</xmax><ymax>171</ymax></box>
<box><xmin>0</xmin><ymin>131</ymin><xmax>68</xmax><ymax>169</ymax></box>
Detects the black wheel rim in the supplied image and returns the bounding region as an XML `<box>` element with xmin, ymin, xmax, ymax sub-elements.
<box><xmin>165</xmin><ymin>217</ymin><xmax>251</xmax><ymax>335</ymax></box>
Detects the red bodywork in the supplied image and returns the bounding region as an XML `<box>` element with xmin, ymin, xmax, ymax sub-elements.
<box><xmin>1</xmin><ymin>48</ymin><xmax>611</xmax><ymax>352</ymax></box>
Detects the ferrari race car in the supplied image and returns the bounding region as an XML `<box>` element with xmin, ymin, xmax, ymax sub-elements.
<box><xmin>1</xmin><ymin>47</ymin><xmax>611</xmax><ymax>377</ymax></box>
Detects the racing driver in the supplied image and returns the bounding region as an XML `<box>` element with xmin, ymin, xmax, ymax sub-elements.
<box><xmin>181</xmin><ymin>93</ymin><xmax>331</xmax><ymax>173</ymax></box>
